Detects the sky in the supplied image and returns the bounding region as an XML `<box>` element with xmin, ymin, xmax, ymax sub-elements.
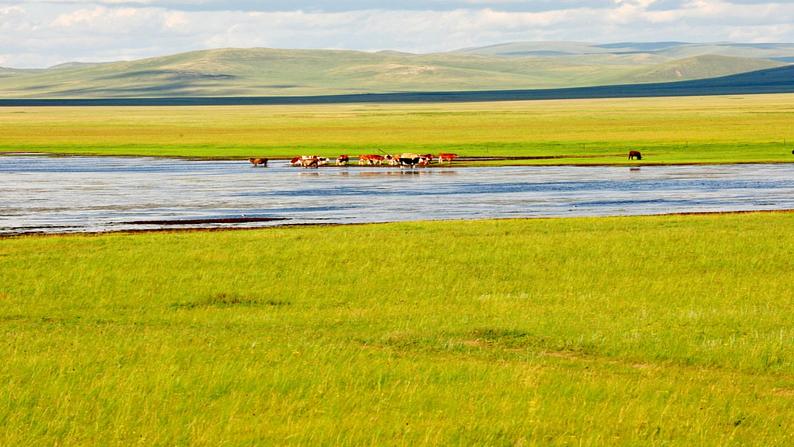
<box><xmin>1</xmin><ymin>0</ymin><xmax>794</xmax><ymax>68</ymax></box>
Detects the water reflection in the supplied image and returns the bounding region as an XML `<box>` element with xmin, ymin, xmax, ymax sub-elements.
<box><xmin>2</xmin><ymin>155</ymin><xmax>794</xmax><ymax>234</ymax></box>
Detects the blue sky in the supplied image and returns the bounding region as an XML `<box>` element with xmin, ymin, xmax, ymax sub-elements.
<box><xmin>1</xmin><ymin>0</ymin><xmax>794</xmax><ymax>67</ymax></box>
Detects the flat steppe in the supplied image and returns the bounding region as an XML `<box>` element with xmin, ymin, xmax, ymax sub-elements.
<box><xmin>1</xmin><ymin>213</ymin><xmax>793</xmax><ymax>445</ymax></box>
<box><xmin>2</xmin><ymin>93</ymin><xmax>794</xmax><ymax>165</ymax></box>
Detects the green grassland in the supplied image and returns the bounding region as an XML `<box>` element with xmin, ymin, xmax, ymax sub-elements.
<box><xmin>2</xmin><ymin>93</ymin><xmax>794</xmax><ymax>164</ymax></box>
<box><xmin>1</xmin><ymin>212</ymin><xmax>793</xmax><ymax>445</ymax></box>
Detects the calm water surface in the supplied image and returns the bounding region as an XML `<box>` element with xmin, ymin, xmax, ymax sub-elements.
<box><xmin>2</xmin><ymin>155</ymin><xmax>794</xmax><ymax>234</ymax></box>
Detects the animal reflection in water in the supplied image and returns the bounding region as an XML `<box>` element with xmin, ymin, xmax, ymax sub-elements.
<box><xmin>248</xmin><ymin>158</ymin><xmax>268</xmax><ymax>167</ymax></box>
<box><xmin>356</xmin><ymin>170</ymin><xmax>425</xmax><ymax>177</ymax></box>
<box><xmin>628</xmin><ymin>151</ymin><xmax>643</xmax><ymax>160</ymax></box>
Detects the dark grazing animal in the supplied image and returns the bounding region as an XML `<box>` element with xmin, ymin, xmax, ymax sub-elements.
<box><xmin>248</xmin><ymin>158</ymin><xmax>268</xmax><ymax>167</ymax></box>
<box><xmin>628</xmin><ymin>150</ymin><xmax>642</xmax><ymax>160</ymax></box>
<box><xmin>336</xmin><ymin>155</ymin><xmax>350</xmax><ymax>166</ymax></box>
<box><xmin>399</xmin><ymin>153</ymin><xmax>421</xmax><ymax>168</ymax></box>
<box><xmin>399</xmin><ymin>157</ymin><xmax>420</xmax><ymax>167</ymax></box>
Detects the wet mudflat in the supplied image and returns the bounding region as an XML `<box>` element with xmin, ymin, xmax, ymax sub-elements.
<box><xmin>2</xmin><ymin>155</ymin><xmax>794</xmax><ymax>234</ymax></box>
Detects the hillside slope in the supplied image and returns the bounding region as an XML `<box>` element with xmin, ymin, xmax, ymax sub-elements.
<box><xmin>0</xmin><ymin>44</ymin><xmax>788</xmax><ymax>98</ymax></box>
<box><xmin>622</xmin><ymin>55</ymin><xmax>784</xmax><ymax>83</ymax></box>
<box><xmin>4</xmin><ymin>65</ymin><xmax>793</xmax><ymax>106</ymax></box>
<box><xmin>460</xmin><ymin>41</ymin><xmax>794</xmax><ymax>59</ymax></box>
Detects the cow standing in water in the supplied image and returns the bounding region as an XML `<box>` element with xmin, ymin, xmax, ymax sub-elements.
<box><xmin>248</xmin><ymin>158</ymin><xmax>268</xmax><ymax>167</ymax></box>
<box><xmin>438</xmin><ymin>153</ymin><xmax>458</xmax><ymax>163</ymax></box>
<box><xmin>399</xmin><ymin>153</ymin><xmax>421</xmax><ymax>168</ymax></box>
<box><xmin>418</xmin><ymin>154</ymin><xmax>434</xmax><ymax>166</ymax></box>
<box><xmin>359</xmin><ymin>154</ymin><xmax>386</xmax><ymax>165</ymax></box>
<box><xmin>336</xmin><ymin>155</ymin><xmax>350</xmax><ymax>166</ymax></box>
<box><xmin>628</xmin><ymin>150</ymin><xmax>642</xmax><ymax>160</ymax></box>
<box><xmin>300</xmin><ymin>156</ymin><xmax>320</xmax><ymax>168</ymax></box>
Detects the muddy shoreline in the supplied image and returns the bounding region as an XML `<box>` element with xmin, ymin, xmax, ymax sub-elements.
<box><xmin>3</xmin><ymin>209</ymin><xmax>793</xmax><ymax>239</ymax></box>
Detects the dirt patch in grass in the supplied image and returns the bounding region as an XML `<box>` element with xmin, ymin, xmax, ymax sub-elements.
<box><xmin>172</xmin><ymin>293</ymin><xmax>291</xmax><ymax>309</ymax></box>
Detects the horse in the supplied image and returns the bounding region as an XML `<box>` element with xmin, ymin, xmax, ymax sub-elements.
<box><xmin>248</xmin><ymin>158</ymin><xmax>268</xmax><ymax>167</ymax></box>
<box><xmin>628</xmin><ymin>150</ymin><xmax>642</xmax><ymax>160</ymax></box>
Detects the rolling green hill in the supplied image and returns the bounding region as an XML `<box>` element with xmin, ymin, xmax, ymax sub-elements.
<box><xmin>0</xmin><ymin>43</ymin><xmax>788</xmax><ymax>98</ymax></box>
<box><xmin>459</xmin><ymin>41</ymin><xmax>794</xmax><ymax>59</ymax></box>
<box><xmin>620</xmin><ymin>54</ymin><xmax>787</xmax><ymax>83</ymax></box>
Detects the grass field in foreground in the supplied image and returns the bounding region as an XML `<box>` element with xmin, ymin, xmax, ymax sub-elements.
<box><xmin>2</xmin><ymin>94</ymin><xmax>794</xmax><ymax>165</ymax></box>
<box><xmin>1</xmin><ymin>213</ymin><xmax>793</xmax><ymax>445</ymax></box>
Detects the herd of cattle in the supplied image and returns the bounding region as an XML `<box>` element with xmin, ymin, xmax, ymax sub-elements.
<box><xmin>249</xmin><ymin>150</ymin><xmax>647</xmax><ymax>167</ymax></box>
<box><xmin>248</xmin><ymin>153</ymin><xmax>459</xmax><ymax>168</ymax></box>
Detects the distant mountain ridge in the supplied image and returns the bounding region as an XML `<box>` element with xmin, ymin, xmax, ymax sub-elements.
<box><xmin>0</xmin><ymin>42</ymin><xmax>791</xmax><ymax>99</ymax></box>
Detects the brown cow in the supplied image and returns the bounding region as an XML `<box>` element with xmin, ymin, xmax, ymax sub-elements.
<box><xmin>248</xmin><ymin>158</ymin><xmax>268</xmax><ymax>167</ymax></box>
<box><xmin>438</xmin><ymin>153</ymin><xmax>458</xmax><ymax>163</ymax></box>
<box><xmin>301</xmin><ymin>156</ymin><xmax>320</xmax><ymax>168</ymax></box>
<box><xmin>336</xmin><ymin>155</ymin><xmax>350</xmax><ymax>166</ymax></box>
<box><xmin>628</xmin><ymin>150</ymin><xmax>642</xmax><ymax>160</ymax></box>
<box><xmin>359</xmin><ymin>154</ymin><xmax>385</xmax><ymax>165</ymax></box>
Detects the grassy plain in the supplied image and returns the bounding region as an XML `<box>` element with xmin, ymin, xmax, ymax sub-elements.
<box><xmin>2</xmin><ymin>93</ymin><xmax>794</xmax><ymax>165</ymax></box>
<box><xmin>1</xmin><ymin>213</ymin><xmax>793</xmax><ymax>445</ymax></box>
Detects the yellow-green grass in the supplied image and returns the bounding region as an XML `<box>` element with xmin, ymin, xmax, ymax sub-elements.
<box><xmin>2</xmin><ymin>212</ymin><xmax>793</xmax><ymax>445</ymax></box>
<box><xmin>2</xmin><ymin>93</ymin><xmax>794</xmax><ymax>165</ymax></box>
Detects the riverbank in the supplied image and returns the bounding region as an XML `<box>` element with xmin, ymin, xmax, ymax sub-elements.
<box><xmin>1</xmin><ymin>212</ymin><xmax>792</xmax><ymax>445</ymax></box>
<box><xmin>2</xmin><ymin>94</ymin><xmax>794</xmax><ymax>165</ymax></box>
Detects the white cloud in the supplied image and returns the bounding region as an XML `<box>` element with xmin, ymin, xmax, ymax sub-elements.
<box><xmin>1</xmin><ymin>1</ymin><xmax>794</xmax><ymax>67</ymax></box>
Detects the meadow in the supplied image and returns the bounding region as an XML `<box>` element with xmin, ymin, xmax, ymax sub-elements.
<box><xmin>2</xmin><ymin>93</ymin><xmax>794</xmax><ymax>165</ymax></box>
<box><xmin>1</xmin><ymin>212</ymin><xmax>793</xmax><ymax>445</ymax></box>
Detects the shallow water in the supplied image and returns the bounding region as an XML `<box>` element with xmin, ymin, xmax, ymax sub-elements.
<box><xmin>2</xmin><ymin>155</ymin><xmax>794</xmax><ymax>234</ymax></box>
